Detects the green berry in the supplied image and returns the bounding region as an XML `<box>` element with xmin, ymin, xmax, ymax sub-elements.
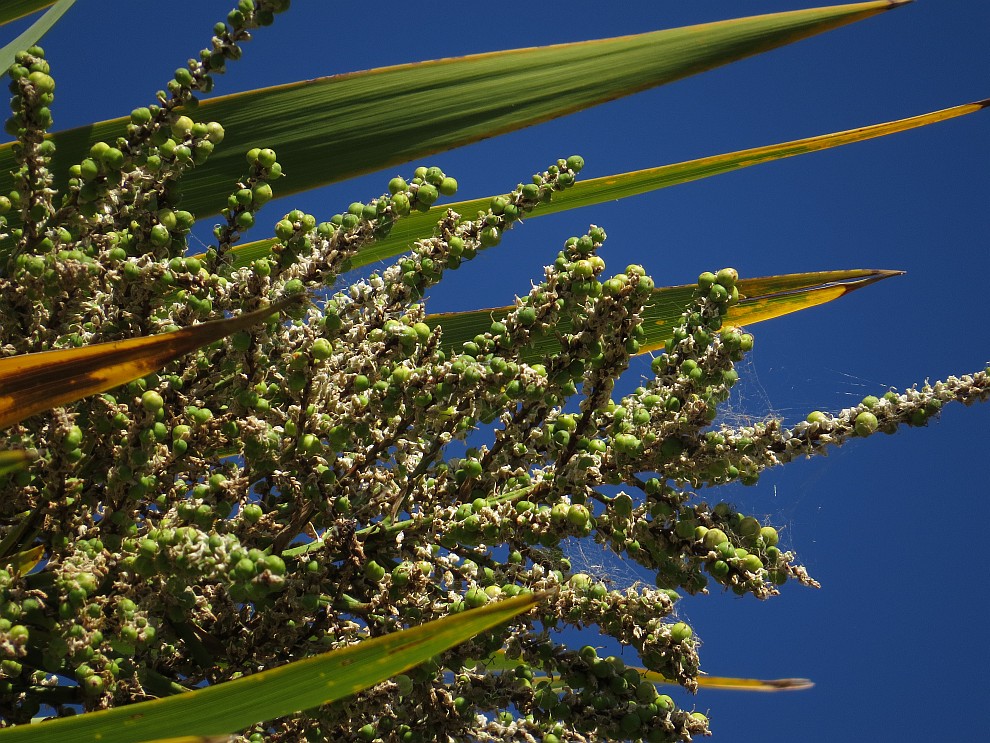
<box><xmin>703</xmin><ymin>528</ymin><xmax>728</xmax><ymax>549</ymax></box>
<box><xmin>141</xmin><ymin>390</ymin><xmax>164</xmax><ymax>413</ymax></box>
<box><xmin>854</xmin><ymin>411</ymin><xmax>879</xmax><ymax>436</ymax></box>
<box><xmin>565</xmin><ymin>155</ymin><xmax>585</xmax><ymax>173</ymax></box>
<box><xmin>275</xmin><ymin>219</ymin><xmax>295</xmax><ymax>240</ymax></box>
<box><xmin>149</xmin><ymin>224</ymin><xmax>170</xmax><ymax>247</ymax></box>
<box><xmin>759</xmin><ymin>526</ymin><xmax>779</xmax><ymax>546</ymax></box>
<box><xmin>417</xmin><ymin>183</ymin><xmax>439</xmax><ymax>205</ymax></box>
<box><xmin>669</xmin><ymin>622</ymin><xmax>692</xmax><ymax>642</ymax></box>
<box><xmin>465</xmin><ymin>587</ymin><xmax>488</xmax><ymax>608</ymax></box>
<box><xmin>257</xmin><ymin>148</ymin><xmax>277</xmax><ymax>168</ymax></box>
<box><xmin>743</xmin><ymin>554</ymin><xmax>764</xmax><ymax>573</ymax></box>
<box><xmin>241</xmin><ymin>503</ymin><xmax>263</xmax><ymax>523</ymax></box>
<box><xmin>283</xmin><ymin>278</ymin><xmax>305</xmax><ymax>296</ymax></box>
<box><xmin>312</xmin><ymin>338</ymin><xmax>332</xmax><ymax>360</ymax></box>
<box><xmin>171</xmin><ymin>115</ymin><xmax>194</xmax><ymax>137</ymax></box>
<box><xmin>252</xmin><ymin>183</ymin><xmax>273</xmax><ymax>206</ymax></box>
<box><xmin>479</xmin><ymin>226</ymin><xmax>500</xmax><ymax>247</ymax></box>
<box><xmin>79</xmin><ymin>158</ymin><xmax>100</xmax><ymax>181</ymax></box>
<box><xmin>566</xmin><ymin>504</ymin><xmax>590</xmax><ymax>528</ymax></box>
<box><xmin>27</xmin><ymin>71</ymin><xmax>55</xmax><ymax>94</ymax></box>
<box><xmin>365</xmin><ymin>561</ymin><xmax>386</xmax><ymax>582</ymax></box>
<box><xmin>715</xmin><ymin>267</ymin><xmax>738</xmax><ymax>288</ymax></box>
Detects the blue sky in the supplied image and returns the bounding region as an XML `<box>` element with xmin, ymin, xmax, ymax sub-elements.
<box><xmin>18</xmin><ymin>1</ymin><xmax>990</xmax><ymax>740</ymax></box>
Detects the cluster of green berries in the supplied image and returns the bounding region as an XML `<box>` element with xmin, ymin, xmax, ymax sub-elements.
<box><xmin>532</xmin><ymin>643</ymin><xmax>706</xmax><ymax>742</ymax></box>
<box><xmin>216</xmin><ymin>146</ymin><xmax>279</xmax><ymax>240</ymax></box>
<box><xmin>4</xmin><ymin>47</ymin><xmax>54</xmax><ymax>138</ymax></box>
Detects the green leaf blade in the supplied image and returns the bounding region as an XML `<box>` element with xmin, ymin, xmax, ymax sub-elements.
<box><xmin>217</xmin><ymin>98</ymin><xmax>987</xmax><ymax>272</ymax></box>
<box><xmin>427</xmin><ymin>270</ymin><xmax>901</xmax><ymax>361</ymax></box>
<box><xmin>0</xmin><ymin>1</ymin><xmax>57</xmax><ymax>27</ymax></box>
<box><xmin>0</xmin><ymin>0</ymin><xmax>74</xmax><ymax>72</ymax></box>
<box><xmin>0</xmin><ymin>593</ymin><xmax>542</xmax><ymax>743</ymax></box>
<box><xmin>2</xmin><ymin>2</ymin><xmax>908</xmax><ymax>220</ymax></box>
<box><xmin>0</xmin><ymin>299</ymin><xmax>294</xmax><ymax>430</ymax></box>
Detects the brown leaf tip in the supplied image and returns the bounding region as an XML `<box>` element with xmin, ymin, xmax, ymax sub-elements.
<box><xmin>765</xmin><ymin>677</ymin><xmax>815</xmax><ymax>690</ymax></box>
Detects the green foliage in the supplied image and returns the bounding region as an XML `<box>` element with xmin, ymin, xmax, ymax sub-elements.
<box><xmin>0</xmin><ymin>2</ymin><xmax>986</xmax><ymax>742</ymax></box>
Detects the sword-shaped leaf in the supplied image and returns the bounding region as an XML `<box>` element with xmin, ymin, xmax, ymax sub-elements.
<box><xmin>0</xmin><ymin>0</ymin><xmax>74</xmax><ymax>71</ymax></box>
<box><xmin>655</xmin><ymin>672</ymin><xmax>814</xmax><ymax>692</ymax></box>
<box><xmin>1</xmin><ymin>2</ymin><xmax>908</xmax><ymax>221</ymax></box>
<box><xmin>1</xmin><ymin>544</ymin><xmax>44</xmax><ymax>576</ymax></box>
<box><xmin>0</xmin><ymin>299</ymin><xmax>294</xmax><ymax>431</ymax></box>
<box><xmin>0</xmin><ymin>448</ymin><xmax>36</xmax><ymax>476</ymax></box>
<box><xmin>0</xmin><ymin>592</ymin><xmax>542</xmax><ymax>743</ymax></box>
<box><xmin>427</xmin><ymin>270</ymin><xmax>900</xmax><ymax>361</ymax></box>
<box><xmin>217</xmin><ymin>98</ymin><xmax>984</xmax><ymax>271</ymax></box>
<box><xmin>484</xmin><ymin>649</ymin><xmax>812</xmax><ymax>692</ymax></box>
<box><xmin>0</xmin><ymin>1</ymin><xmax>60</xmax><ymax>27</ymax></box>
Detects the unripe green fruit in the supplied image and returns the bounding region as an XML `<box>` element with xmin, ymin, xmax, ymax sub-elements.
<box><xmin>703</xmin><ymin>528</ymin><xmax>728</xmax><ymax>549</ymax></box>
<box><xmin>257</xmin><ymin>148</ymin><xmax>277</xmax><ymax>168</ymax></box>
<box><xmin>312</xmin><ymin>337</ymin><xmax>332</xmax><ymax>360</ymax></box>
<box><xmin>613</xmin><ymin>433</ymin><xmax>641</xmax><ymax>456</ymax></box>
<box><xmin>28</xmin><ymin>71</ymin><xmax>55</xmax><ymax>94</ymax></box>
<box><xmin>465</xmin><ymin>587</ymin><xmax>488</xmax><ymax>608</ymax></box>
<box><xmin>669</xmin><ymin>622</ymin><xmax>693</xmax><ymax>642</ymax></box>
<box><xmin>759</xmin><ymin>526</ymin><xmax>779</xmax><ymax>546</ymax></box>
<box><xmin>241</xmin><ymin>503</ymin><xmax>263</xmax><ymax>523</ymax></box>
<box><xmin>480</xmin><ymin>226</ymin><xmax>500</xmax><ymax>247</ymax></box>
<box><xmin>743</xmin><ymin>554</ymin><xmax>764</xmax><ymax>572</ymax></box>
<box><xmin>417</xmin><ymin>183</ymin><xmax>439</xmax><ymax>205</ymax></box>
<box><xmin>283</xmin><ymin>278</ymin><xmax>305</xmax><ymax>296</ymax></box>
<box><xmin>206</xmin><ymin>121</ymin><xmax>225</xmax><ymax>143</ymax></box>
<box><xmin>715</xmin><ymin>267</ymin><xmax>738</xmax><ymax>288</ymax></box>
<box><xmin>275</xmin><ymin>219</ymin><xmax>295</xmax><ymax>240</ymax></box>
<box><xmin>79</xmin><ymin>158</ymin><xmax>99</xmax><ymax>181</ymax></box>
<box><xmin>738</xmin><ymin>517</ymin><xmax>761</xmax><ymax>537</ymax></box>
<box><xmin>173</xmin><ymin>67</ymin><xmax>194</xmax><ymax>87</ymax></box>
<box><xmin>566</xmin><ymin>504</ymin><xmax>590</xmax><ymax>528</ymax></box>
<box><xmin>141</xmin><ymin>390</ymin><xmax>164</xmax><ymax>413</ymax></box>
<box><xmin>149</xmin><ymin>224</ymin><xmax>170</xmax><ymax>247</ymax></box>
<box><xmin>854</xmin><ymin>411</ymin><xmax>879</xmax><ymax>436</ymax></box>
<box><xmin>364</xmin><ymin>561</ymin><xmax>386</xmax><ymax>582</ymax></box>
<box><xmin>171</xmin><ymin>115</ymin><xmax>194</xmax><ymax>137</ymax></box>
<box><xmin>248</xmin><ymin>182</ymin><xmax>273</xmax><ymax>207</ymax></box>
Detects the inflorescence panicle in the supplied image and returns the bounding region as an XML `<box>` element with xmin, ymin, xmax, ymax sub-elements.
<box><xmin>0</xmin><ymin>5</ymin><xmax>986</xmax><ymax>740</ymax></box>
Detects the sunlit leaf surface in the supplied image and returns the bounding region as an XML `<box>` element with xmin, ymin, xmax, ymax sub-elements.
<box><xmin>0</xmin><ymin>592</ymin><xmax>542</xmax><ymax>743</ymax></box>
<box><xmin>427</xmin><ymin>269</ymin><xmax>901</xmax><ymax>361</ymax></box>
